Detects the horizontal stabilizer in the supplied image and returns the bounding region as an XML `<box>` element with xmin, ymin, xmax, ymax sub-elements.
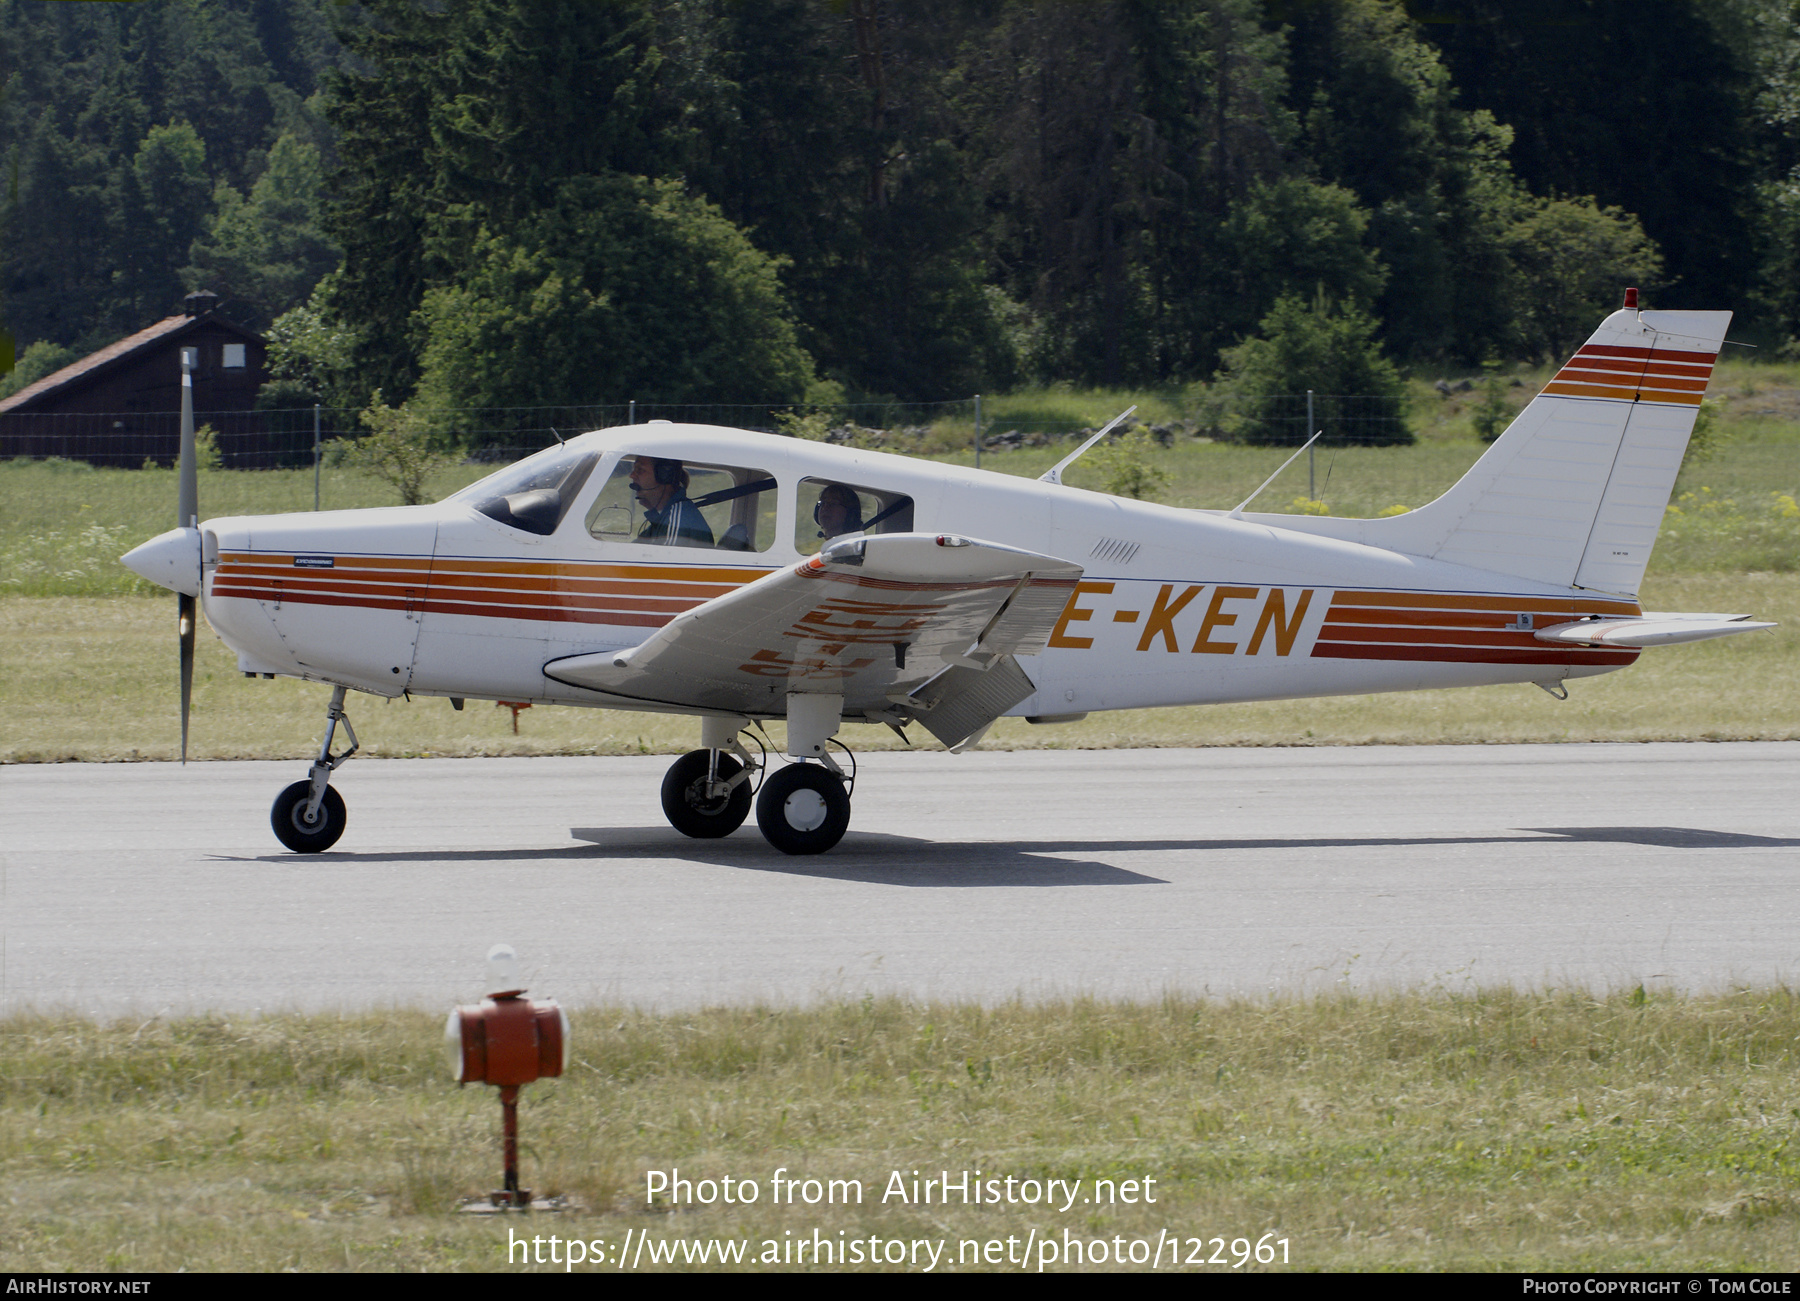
<box><xmin>1534</xmin><ymin>612</ymin><xmax>1775</xmax><ymax>648</ymax></box>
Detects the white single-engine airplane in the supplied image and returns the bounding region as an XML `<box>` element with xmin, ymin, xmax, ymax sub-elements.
<box><xmin>124</xmin><ymin>294</ymin><xmax>1771</xmax><ymax>855</ymax></box>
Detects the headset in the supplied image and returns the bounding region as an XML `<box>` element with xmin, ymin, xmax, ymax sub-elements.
<box><xmin>650</xmin><ymin>457</ymin><xmax>684</xmax><ymax>487</ymax></box>
<box><xmin>814</xmin><ymin>483</ymin><xmax>865</xmax><ymax>536</ymax></box>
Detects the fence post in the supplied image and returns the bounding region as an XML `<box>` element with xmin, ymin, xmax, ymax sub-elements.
<box><xmin>973</xmin><ymin>394</ymin><xmax>982</xmax><ymax>469</ymax></box>
<box><xmin>1306</xmin><ymin>389</ymin><xmax>1315</xmax><ymax>500</ymax></box>
<box><xmin>313</xmin><ymin>404</ymin><xmax>321</xmax><ymax>511</ymax></box>
<box><xmin>628</xmin><ymin>399</ymin><xmax>636</xmax><ymax>426</ymax></box>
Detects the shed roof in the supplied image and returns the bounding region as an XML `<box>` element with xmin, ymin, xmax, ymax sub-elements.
<box><xmin>0</xmin><ymin>311</ymin><xmax>266</xmax><ymax>415</ymax></box>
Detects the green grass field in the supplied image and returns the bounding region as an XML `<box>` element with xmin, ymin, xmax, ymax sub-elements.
<box><xmin>4</xmin><ymin>993</ymin><xmax>1798</xmax><ymax>1272</ymax></box>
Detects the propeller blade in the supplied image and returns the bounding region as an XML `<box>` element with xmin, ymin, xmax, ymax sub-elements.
<box><xmin>178</xmin><ymin>345</ymin><xmax>197</xmax><ymax>530</ymax></box>
<box><xmin>179</xmin><ymin>592</ymin><xmax>195</xmax><ymax>764</ymax></box>
<box><xmin>177</xmin><ymin>345</ymin><xmax>197</xmax><ymax>763</ymax></box>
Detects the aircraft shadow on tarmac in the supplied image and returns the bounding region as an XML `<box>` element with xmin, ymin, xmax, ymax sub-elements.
<box><xmin>569</xmin><ymin>828</ymin><xmax>1169</xmax><ymax>886</ymax></box>
<box><xmin>1522</xmin><ymin>826</ymin><xmax>1800</xmax><ymax>849</ymax></box>
<box><xmin>225</xmin><ymin>825</ymin><xmax>1798</xmax><ymax>887</ymax></box>
<box><xmin>224</xmin><ymin>830</ymin><xmax>1163</xmax><ymax>885</ymax></box>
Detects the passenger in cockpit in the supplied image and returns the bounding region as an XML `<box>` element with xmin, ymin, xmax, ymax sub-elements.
<box><xmin>629</xmin><ymin>456</ymin><xmax>714</xmax><ymax>547</ymax></box>
<box><xmin>815</xmin><ymin>483</ymin><xmax>865</xmax><ymax>541</ymax></box>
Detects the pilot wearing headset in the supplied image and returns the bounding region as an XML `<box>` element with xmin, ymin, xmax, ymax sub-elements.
<box><xmin>628</xmin><ymin>456</ymin><xmax>714</xmax><ymax>547</ymax></box>
<box><xmin>815</xmin><ymin>482</ymin><xmax>865</xmax><ymax>541</ymax></box>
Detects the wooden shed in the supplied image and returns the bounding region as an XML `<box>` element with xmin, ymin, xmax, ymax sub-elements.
<box><xmin>0</xmin><ymin>292</ymin><xmax>282</xmax><ymax>467</ymax></box>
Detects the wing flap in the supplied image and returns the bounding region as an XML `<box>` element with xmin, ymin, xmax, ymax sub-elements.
<box><xmin>900</xmin><ymin>655</ymin><xmax>1039</xmax><ymax>750</ymax></box>
<box><xmin>542</xmin><ymin>533</ymin><xmax>1083</xmax><ymax>719</ymax></box>
<box><xmin>1534</xmin><ymin>612</ymin><xmax>1776</xmax><ymax>648</ymax></box>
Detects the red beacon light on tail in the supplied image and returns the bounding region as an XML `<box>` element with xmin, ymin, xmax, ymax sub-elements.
<box><xmin>445</xmin><ymin>944</ymin><xmax>569</xmax><ymax>1208</ymax></box>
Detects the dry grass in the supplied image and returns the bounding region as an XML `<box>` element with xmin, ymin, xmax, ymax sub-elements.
<box><xmin>2</xmin><ymin>993</ymin><xmax>1798</xmax><ymax>1271</ymax></box>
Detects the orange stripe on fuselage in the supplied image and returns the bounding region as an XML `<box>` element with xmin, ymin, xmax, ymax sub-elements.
<box><xmin>210</xmin><ymin>551</ymin><xmax>771</xmax><ymax>630</ymax></box>
<box><xmin>1311</xmin><ymin>642</ymin><xmax>1637</xmax><ymax>666</ymax></box>
<box><xmin>1320</xmin><ymin>624</ymin><xmax>1565</xmax><ymax>649</ymax></box>
<box><xmin>1325</xmin><ymin>591</ymin><xmax>1638</xmax><ymax>616</ymax></box>
<box><xmin>1310</xmin><ymin>590</ymin><xmax>1642</xmax><ymax>667</ymax></box>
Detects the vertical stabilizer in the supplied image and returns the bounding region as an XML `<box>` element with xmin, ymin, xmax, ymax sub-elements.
<box><xmin>1342</xmin><ymin>306</ymin><xmax>1730</xmax><ymax>596</ymax></box>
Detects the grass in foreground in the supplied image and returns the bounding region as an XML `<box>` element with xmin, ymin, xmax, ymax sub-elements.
<box><xmin>3</xmin><ymin>992</ymin><xmax>1798</xmax><ymax>1271</ymax></box>
<box><xmin>3</xmin><ymin>572</ymin><xmax>1793</xmax><ymax>763</ymax></box>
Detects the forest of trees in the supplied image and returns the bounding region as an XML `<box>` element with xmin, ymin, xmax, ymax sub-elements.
<box><xmin>2</xmin><ymin>0</ymin><xmax>1797</xmax><ymax>410</ymax></box>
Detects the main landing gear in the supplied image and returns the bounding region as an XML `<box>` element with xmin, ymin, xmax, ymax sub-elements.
<box><xmin>271</xmin><ymin>685</ymin><xmax>357</xmax><ymax>853</ymax></box>
<box><xmin>755</xmin><ymin>762</ymin><xmax>851</xmax><ymax>856</ymax></box>
<box><xmin>659</xmin><ymin>695</ymin><xmax>854</xmax><ymax>855</ymax></box>
<box><xmin>267</xmin><ymin>688</ymin><xmax>856</xmax><ymax>856</ymax></box>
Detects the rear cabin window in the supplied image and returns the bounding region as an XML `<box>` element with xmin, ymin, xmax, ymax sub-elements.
<box><xmin>586</xmin><ymin>455</ymin><xmax>777</xmax><ymax>552</ymax></box>
<box><xmin>453</xmin><ymin>445</ymin><xmax>599</xmax><ymax>536</ymax></box>
<box><xmin>794</xmin><ymin>477</ymin><xmax>914</xmax><ymax>555</ymax></box>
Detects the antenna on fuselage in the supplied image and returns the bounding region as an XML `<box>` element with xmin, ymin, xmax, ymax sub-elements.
<box><xmin>1229</xmin><ymin>429</ymin><xmax>1324</xmax><ymax>518</ymax></box>
<box><xmin>1037</xmin><ymin>406</ymin><xmax>1138</xmax><ymax>486</ymax></box>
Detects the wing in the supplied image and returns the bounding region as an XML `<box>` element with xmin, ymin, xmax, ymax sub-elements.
<box><xmin>543</xmin><ymin>533</ymin><xmax>1083</xmax><ymax>745</ymax></box>
<box><xmin>1534</xmin><ymin>611</ymin><xmax>1776</xmax><ymax>648</ymax></box>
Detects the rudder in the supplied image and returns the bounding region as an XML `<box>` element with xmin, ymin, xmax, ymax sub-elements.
<box><xmin>1247</xmin><ymin>303</ymin><xmax>1730</xmax><ymax>598</ymax></box>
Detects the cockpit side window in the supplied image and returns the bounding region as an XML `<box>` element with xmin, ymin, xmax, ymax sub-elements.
<box><xmin>794</xmin><ymin>478</ymin><xmax>914</xmax><ymax>555</ymax></box>
<box><xmin>586</xmin><ymin>455</ymin><xmax>777</xmax><ymax>552</ymax></box>
<box><xmin>452</xmin><ymin>446</ymin><xmax>598</xmax><ymax>536</ymax></box>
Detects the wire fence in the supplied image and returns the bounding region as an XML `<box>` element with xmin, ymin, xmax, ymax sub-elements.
<box><xmin>1191</xmin><ymin>393</ymin><xmax>1411</xmax><ymax>447</ymax></box>
<box><xmin>0</xmin><ymin>392</ymin><xmax>1410</xmax><ymax>470</ymax></box>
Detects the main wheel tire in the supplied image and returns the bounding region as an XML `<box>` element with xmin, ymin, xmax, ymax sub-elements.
<box><xmin>755</xmin><ymin>763</ymin><xmax>851</xmax><ymax>855</ymax></box>
<box><xmin>271</xmin><ymin>780</ymin><xmax>347</xmax><ymax>853</ymax></box>
<box><xmin>660</xmin><ymin>749</ymin><xmax>752</xmax><ymax>838</ymax></box>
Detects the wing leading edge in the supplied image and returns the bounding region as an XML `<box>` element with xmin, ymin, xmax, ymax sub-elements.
<box><xmin>542</xmin><ymin>533</ymin><xmax>1084</xmax><ymax>746</ymax></box>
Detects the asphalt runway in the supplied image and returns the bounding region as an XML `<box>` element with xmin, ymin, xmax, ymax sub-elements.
<box><xmin>4</xmin><ymin>742</ymin><xmax>1797</xmax><ymax>1016</ymax></box>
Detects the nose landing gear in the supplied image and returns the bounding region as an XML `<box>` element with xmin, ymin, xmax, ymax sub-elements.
<box><xmin>271</xmin><ymin>685</ymin><xmax>357</xmax><ymax>853</ymax></box>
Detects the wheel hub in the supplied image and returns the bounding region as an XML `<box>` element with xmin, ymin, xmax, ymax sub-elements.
<box><xmin>686</xmin><ymin>780</ymin><xmax>729</xmax><ymax>815</ymax></box>
<box><xmin>783</xmin><ymin>788</ymin><xmax>829</xmax><ymax>832</ymax></box>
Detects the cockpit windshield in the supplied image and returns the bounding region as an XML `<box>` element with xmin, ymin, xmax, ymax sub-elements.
<box><xmin>450</xmin><ymin>444</ymin><xmax>599</xmax><ymax>536</ymax></box>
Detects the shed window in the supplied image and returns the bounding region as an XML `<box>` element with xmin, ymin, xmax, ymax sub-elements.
<box><xmin>221</xmin><ymin>343</ymin><xmax>246</xmax><ymax>369</ymax></box>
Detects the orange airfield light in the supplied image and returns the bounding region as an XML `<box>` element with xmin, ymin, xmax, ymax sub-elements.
<box><xmin>446</xmin><ymin>945</ymin><xmax>570</xmax><ymax>1208</ymax></box>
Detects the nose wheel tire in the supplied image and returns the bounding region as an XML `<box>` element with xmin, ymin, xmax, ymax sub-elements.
<box><xmin>661</xmin><ymin>749</ymin><xmax>752</xmax><ymax>838</ymax></box>
<box><xmin>755</xmin><ymin>763</ymin><xmax>851</xmax><ymax>855</ymax></box>
<box><xmin>271</xmin><ymin>781</ymin><xmax>347</xmax><ymax>853</ymax></box>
